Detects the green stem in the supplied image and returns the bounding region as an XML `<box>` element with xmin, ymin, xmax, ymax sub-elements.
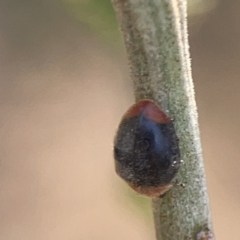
<box><xmin>111</xmin><ymin>0</ymin><xmax>214</xmax><ymax>239</ymax></box>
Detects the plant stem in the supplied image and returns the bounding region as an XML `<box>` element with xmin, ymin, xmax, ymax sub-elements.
<box><xmin>111</xmin><ymin>0</ymin><xmax>214</xmax><ymax>239</ymax></box>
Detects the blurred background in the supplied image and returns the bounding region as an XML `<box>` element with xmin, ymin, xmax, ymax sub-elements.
<box><xmin>0</xmin><ymin>0</ymin><xmax>240</xmax><ymax>239</ymax></box>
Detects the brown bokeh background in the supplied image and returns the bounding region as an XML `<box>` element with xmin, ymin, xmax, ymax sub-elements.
<box><xmin>0</xmin><ymin>0</ymin><xmax>240</xmax><ymax>239</ymax></box>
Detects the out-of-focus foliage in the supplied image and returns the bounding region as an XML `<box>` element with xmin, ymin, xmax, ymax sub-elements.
<box><xmin>63</xmin><ymin>0</ymin><xmax>121</xmax><ymax>47</ymax></box>
<box><xmin>124</xmin><ymin>185</ymin><xmax>153</xmax><ymax>220</ymax></box>
<box><xmin>188</xmin><ymin>0</ymin><xmax>218</xmax><ymax>17</ymax></box>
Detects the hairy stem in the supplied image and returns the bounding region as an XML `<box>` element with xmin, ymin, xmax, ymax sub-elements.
<box><xmin>111</xmin><ymin>0</ymin><xmax>214</xmax><ymax>239</ymax></box>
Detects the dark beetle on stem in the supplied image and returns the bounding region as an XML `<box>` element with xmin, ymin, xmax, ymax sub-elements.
<box><xmin>114</xmin><ymin>99</ymin><xmax>181</xmax><ymax>198</ymax></box>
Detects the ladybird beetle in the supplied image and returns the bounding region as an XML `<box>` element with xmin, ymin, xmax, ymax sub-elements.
<box><xmin>114</xmin><ymin>99</ymin><xmax>181</xmax><ymax>198</ymax></box>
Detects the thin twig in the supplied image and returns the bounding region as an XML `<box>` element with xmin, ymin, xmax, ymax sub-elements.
<box><xmin>111</xmin><ymin>0</ymin><xmax>214</xmax><ymax>239</ymax></box>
